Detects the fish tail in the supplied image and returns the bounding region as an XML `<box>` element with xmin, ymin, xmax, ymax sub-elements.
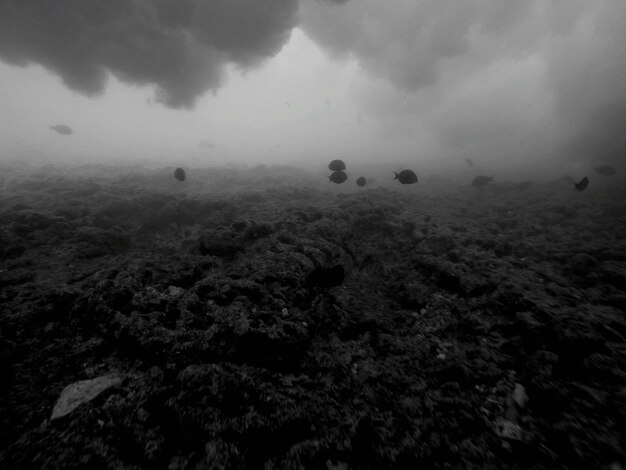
<box><xmin>393</xmin><ymin>172</ymin><xmax>399</xmax><ymax>180</ymax></box>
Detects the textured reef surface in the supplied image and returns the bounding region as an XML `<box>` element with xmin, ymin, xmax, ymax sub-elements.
<box><xmin>1</xmin><ymin>164</ymin><xmax>625</xmax><ymax>469</ymax></box>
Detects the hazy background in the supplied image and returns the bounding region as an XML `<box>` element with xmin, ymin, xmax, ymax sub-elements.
<box><xmin>1</xmin><ymin>0</ymin><xmax>624</xmax><ymax>180</ymax></box>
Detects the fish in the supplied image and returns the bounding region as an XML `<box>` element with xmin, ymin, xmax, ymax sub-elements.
<box><xmin>329</xmin><ymin>170</ymin><xmax>348</xmax><ymax>184</ymax></box>
<box><xmin>472</xmin><ymin>175</ymin><xmax>493</xmax><ymax>187</ymax></box>
<box><xmin>394</xmin><ymin>169</ymin><xmax>418</xmax><ymax>184</ymax></box>
<box><xmin>174</xmin><ymin>167</ymin><xmax>186</xmax><ymax>182</ymax></box>
<box><xmin>50</xmin><ymin>125</ymin><xmax>73</xmax><ymax>135</ymax></box>
<box><xmin>574</xmin><ymin>176</ymin><xmax>589</xmax><ymax>191</ymax></box>
<box><xmin>306</xmin><ymin>264</ymin><xmax>345</xmax><ymax>288</ymax></box>
<box><xmin>356</xmin><ymin>176</ymin><xmax>367</xmax><ymax>187</ymax></box>
<box><xmin>594</xmin><ymin>165</ymin><xmax>616</xmax><ymax>176</ymax></box>
<box><xmin>516</xmin><ymin>181</ymin><xmax>532</xmax><ymax>190</ymax></box>
<box><xmin>464</xmin><ymin>158</ymin><xmax>474</xmax><ymax>167</ymax></box>
<box><xmin>328</xmin><ymin>159</ymin><xmax>346</xmax><ymax>171</ymax></box>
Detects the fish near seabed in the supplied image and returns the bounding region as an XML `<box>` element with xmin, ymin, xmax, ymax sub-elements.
<box><xmin>330</xmin><ymin>170</ymin><xmax>348</xmax><ymax>184</ymax></box>
<box><xmin>394</xmin><ymin>169</ymin><xmax>418</xmax><ymax>184</ymax></box>
<box><xmin>472</xmin><ymin>175</ymin><xmax>493</xmax><ymax>188</ymax></box>
<box><xmin>328</xmin><ymin>159</ymin><xmax>346</xmax><ymax>171</ymax></box>
<box><xmin>50</xmin><ymin>125</ymin><xmax>73</xmax><ymax>135</ymax></box>
<box><xmin>174</xmin><ymin>167</ymin><xmax>186</xmax><ymax>182</ymax></box>
<box><xmin>464</xmin><ymin>158</ymin><xmax>474</xmax><ymax>167</ymax></box>
<box><xmin>574</xmin><ymin>176</ymin><xmax>589</xmax><ymax>191</ymax></box>
<box><xmin>356</xmin><ymin>176</ymin><xmax>367</xmax><ymax>187</ymax></box>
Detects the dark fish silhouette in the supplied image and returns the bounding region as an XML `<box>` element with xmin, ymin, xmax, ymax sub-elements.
<box><xmin>594</xmin><ymin>165</ymin><xmax>616</xmax><ymax>176</ymax></box>
<box><xmin>174</xmin><ymin>167</ymin><xmax>186</xmax><ymax>182</ymax></box>
<box><xmin>328</xmin><ymin>159</ymin><xmax>346</xmax><ymax>171</ymax></box>
<box><xmin>394</xmin><ymin>169</ymin><xmax>418</xmax><ymax>184</ymax></box>
<box><xmin>329</xmin><ymin>170</ymin><xmax>348</xmax><ymax>184</ymax></box>
<box><xmin>356</xmin><ymin>176</ymin><xmax>367</xmax><ymax>187</ymax></box>
<box><xmin>574</xmin><ymin>176</ymin><xmax>589</xmax><ymax>191</ymax></box>
<box><xmin>472</xmin><ymin>175</ymin><xmax>493</xmax><ymax>187</ymax></box>
<box><xmin>50</xmin><ymin>125</ymin><xmax>73</xmax><ymax>135</ymax></box>
<box><xmin>464</xmin><ymin>158</ymin><xmax>474</xmax><ymax>167</ymax></box>
<box><xmin>306</xmin><ymin>264</ymin><xmax>344</xmax><ymax>288</ymax></box>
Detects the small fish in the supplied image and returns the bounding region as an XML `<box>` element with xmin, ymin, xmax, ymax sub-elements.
<box><xmin>329</xmin><ymin>170</ymin><xmax>348</xmax><ymax>184</ymax></box>
<box><xmin>464</xmin><ymin>158</ymin><xmax>474</xmax><ymax>167</ymax></box>
<box><xmin>394</xmin><ymin>169</ymin><xmax>418</xmax><ymax>184</ymax></box>
<box><xmin>306</xmin><ymin>264</ymin><xmax>345</xmax><ymax>288</ymax></box>
<box><xmin>356</xmin><ymin>176</ymin><xmax>367</xmax><ymax>187</ymax></box>
<box><xmin>174</xmin><ymin>167</ymin><xmax>186</xmax><ymax>182</ymax></box>
<box><xmin>574</xmin><ymin>176</ymin><xmax>589</xmax><ymax>191</ymax></box>
<box><xmin>516</xmin><ymin>181</ymin><xmax>532</xmax><ymax>190</ymax></box>
<box><xmin>328</xmin><ymin>159</ymin><xmax>346</xmax><ymax>171</ymax></box>
<box><xmin>50</xmin><ymin>125</ymin><xmax>73</xmax><ymax>135</ymax></box>
<box><xmin>594</xmin><ymin>165</ymin><xmax>616</xmax><ymax>176</ymax></box>
<box><xmin>472</xmin><ymin>175</ymin><xmax>493</xmax><ymax>187</ymax></box>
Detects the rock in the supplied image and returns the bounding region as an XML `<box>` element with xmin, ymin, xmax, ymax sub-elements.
<box><xmin>494</xmin><ymin>418</ymin><xmax>523</xmax><ymax>441</ymax></box>
<box><xmin>306</xmin><ymin>264</ymin><xmax>345</xmax><ymax>288</ymax></box>
<box><xmin>513</xmin><ymin>383</ymin><xmax>529</xmax><ymax>408</ymax></box>
<box><xmin>51</xmin><ymin>374</ymin><xmax>122</xmax><ymax>420</ymax></box>
<box><xmin>564</xmin><ymin>253</ymin><xmax>599</xmax><ymax>276</ymax></box>
<box><xmin>420</xmin><ymin>235</ymin><xmax>457</xmax><ymax>256</ymax></box>
<box><xmin>231</xmin><ymin>220</ymin><xmax>249</xmax><ymax>232</ymax></box>
<box><xmin>242</xmin><ymin>222</ymin><xmax>274</xmax><ymax>242</ymax></box>
<box><xmin>2</xmin><ymin>244</ymin><xmax>26</xmax><ymax>259</ymax></box>
<box><xmin>132</xmin><ymin>287</ymin><xmax>169</xmax><ymax>312</ymax></box>
<box><xmin>18</xmin><ymin>210</ymin><xmax>55</xmax><ymax>230</ymax></box>
<box><xmin>49</xmin><ymin>221</ymin><xmax>73</xmax><ymax>235</ymax></box>
<box><xmin>601</xmin><ymin>261</ymin><xmax>626</xmax><ymax>288</ymax></box>
<box><xmin>0</xmin><ymin>270</ymin><xmax>34</xmax><ymax>287</ymax></box>
<box><xmin>75</xmin><ymin>226</ymin><xmax>130</xmax><ymax>257</ymax></box>
<box><xmin>166</xmin><ymin>285</ymin><xmax>185</xmax><ymax>298</ymax></box>
<box><xmin>197</xmin><ymin>228</ymin><xmax>244</xmax><ymax>258</ymax></box>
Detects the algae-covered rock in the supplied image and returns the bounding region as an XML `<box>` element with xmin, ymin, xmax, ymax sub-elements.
<box><xmin>51</xmin><ymin>374</ymin><xmax>122</xmax><ymax>420</ymax></box>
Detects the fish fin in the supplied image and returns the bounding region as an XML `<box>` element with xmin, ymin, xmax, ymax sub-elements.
<box><xmin>393</xmin><ymin>172</ymin><xmax>399</xmax><ymax>180</ymax></box>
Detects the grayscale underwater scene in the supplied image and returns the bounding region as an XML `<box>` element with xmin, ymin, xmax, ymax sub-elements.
<box><xmin>1</xmin><ymin>0</ymin><xmax>626</xmax><ymax>468</ymax></box>
<box><xmin>1</xmin><ymin>163</ymin><xmax>624</xmax><ymax>469</ymax></box>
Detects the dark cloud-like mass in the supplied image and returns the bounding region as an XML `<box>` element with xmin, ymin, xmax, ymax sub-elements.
<box><xmin>300</xmin><ymin>0</ymin><xmax>541</xmax><ymax>91</ymax></box>
<box><xmin>2</xmin><ymin>0</ymin><xmax>625</xmax><ymax>168</ymax></box>
<box><xmin>0</xmin><ymin>0</ymin><xmax>299</xmax><ymax>108</ymax></box>
<box><xmin>300</xmin><ymin>0</ymin><xmax>626</xmax><ymax>165</ymax></box>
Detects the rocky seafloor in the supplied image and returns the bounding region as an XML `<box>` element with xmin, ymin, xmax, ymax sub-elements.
<box><xmin>0</xmin><ymin>163</ymin><xmax>625</xmax><ymax>469</ymax></box>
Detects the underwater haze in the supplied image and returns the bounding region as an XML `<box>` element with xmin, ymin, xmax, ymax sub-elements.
<box><xmin>1</xmin><ymin>1</ymin><xmax>625</xmax><ymax>468</ymax></box>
